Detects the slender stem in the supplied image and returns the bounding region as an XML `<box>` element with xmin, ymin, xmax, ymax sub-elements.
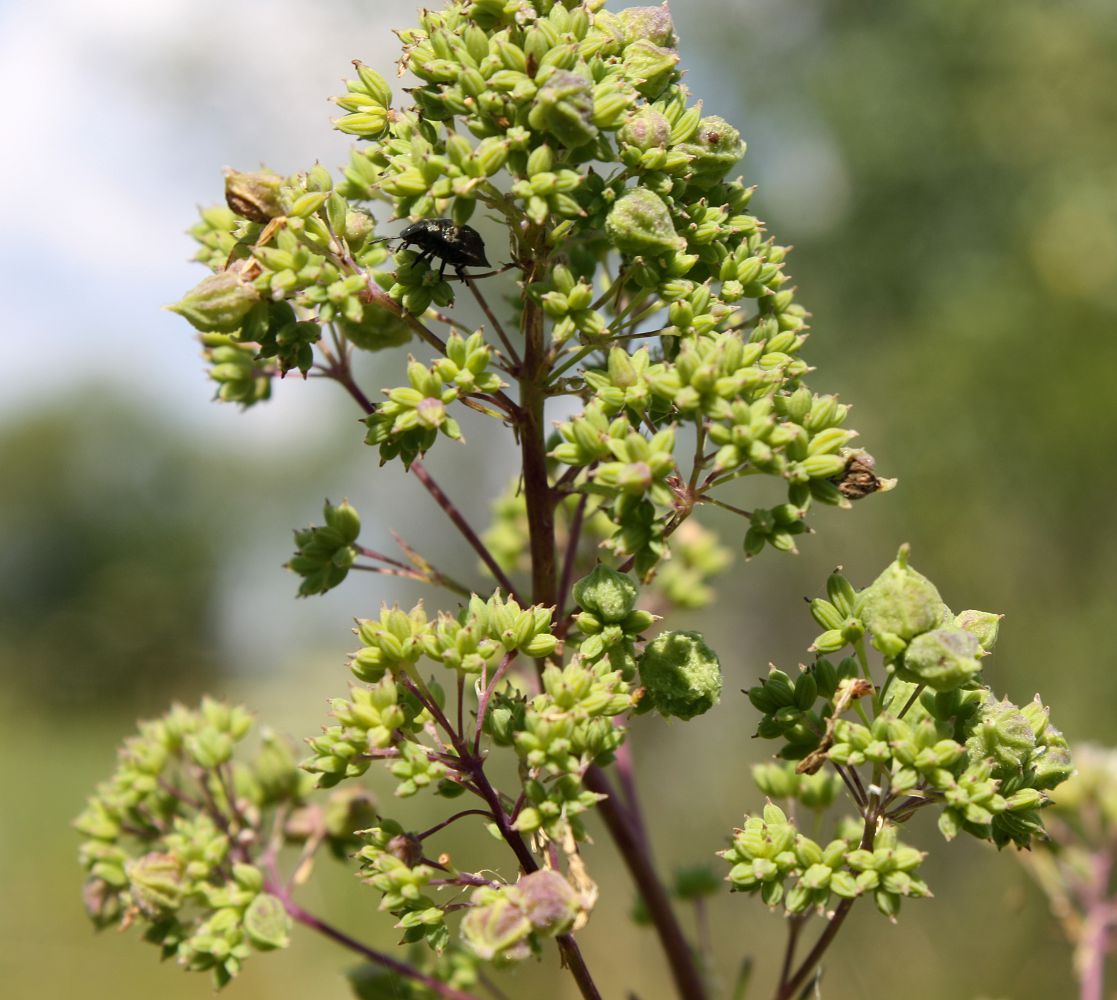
<box><xmin>777</xmin><ymin>915</ymin><xmax>807</xmax><ymax>995</ymax></box>
<box><xmin>830</xmin><ymin>762</ymin><xmax>865</xmax><ymax>810</ymax></box>
<box><xmin>775</xmin><ymin>808</ymin><xmax>879</xmax><ymax>1000</ymax></box>
<box><xmin>355</xmin><ymin>544</ymin><xmax>413</xmax><ymax>571</ymax></box>
<box><xmin>518</xmin><ymin>245</ymin><xmax>558</xmax><ymax>613</ymax></box>
<box><xmin>688</xmin><ymin>420</ymin><xmax>707</xmax><ymax>495</ymax></box>
<box><xmin>474</xmin><ymin>651</ymin><xmax>517</xmax><ymax>756</ymax></box>
<box><xmin>409</xmin><ymin>460</ymin><xmax>521</xmax><ymax>601</ymax></box>
<box><xmin>555</xmin><ymin>493</ymin><xmax>589</xmax><ymax>623</ymax></box>
<box><xmin>584</xmin><ymin>766</ymin><xmax>707</xmax><ymax>1000</ymax></box>
<box><xmin>1078</xmin><ymin>850</ymin><xmax>1112</xmax><ymax>1000</ymax></box>
<box><xmin>547</xmin><ymin>343</ymin><xmax>598</xmax><ymax>386</ymax></box>
<box><xmin>457</xmin><ymin>674</ymin><xmax>466</xmax><ymax>740</ymax></box>
<box><xmin>416</xmin><ymin>809</ymin><xmax>494</xmax><ymax>842</ymax></box>
<box><xmin>462</xmin><ymin>273</ymin><xmax>521</xmax><ymax>371</ymax></box>
<box><xmin>701</xmin><ymin>495</ymin><xmax>752</xmax><ymax>520</ymax></box>
<box><xmin>278</xmin><ymin>891</ymin><xmax>481</xmax><ymax>1000</ymax></box>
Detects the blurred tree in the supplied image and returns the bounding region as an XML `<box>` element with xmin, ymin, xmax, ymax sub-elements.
<box><xmin>0</xmin><ymin>394</ymin><xmax>231</xmax><ymax>709</ymax></box>
<box><xmin>691</xmin><ymin>0</ymin><xmax>1117</xmax><ymax>732</ymax></box>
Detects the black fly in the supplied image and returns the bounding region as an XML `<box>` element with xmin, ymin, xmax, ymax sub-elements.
<box><xmin>393</xmin><ymin>219</ymin><xmax>491</xmax><ymax>280</ymax></box>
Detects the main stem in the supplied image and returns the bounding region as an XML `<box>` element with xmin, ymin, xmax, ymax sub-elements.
<box><xmin>519</xmin><ymin>247</ymin><xmax>557</xmax><ymax>612</ymax></box>
<box><xmin>514</xmin><ymin>244</ymin><xmax>602</xmax><ymax>1000</ymax></box>
<box><xmin>584</xmin><ymin>766</ymin><xmax>708</xmax><ymax>1000</ymax></box>
<box><xmin>514</xmin><ymin>236</ymin><xmax>704</xmax><ymax>1000</ymax></box>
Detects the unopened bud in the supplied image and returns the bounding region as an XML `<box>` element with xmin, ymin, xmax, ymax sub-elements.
<box><xmin>224</xmin><ymin>168</ymin><xmax>283</xmax><ymax>224</ymax></box>
<box><xmin>527</xmin><ymin>71</ymin><xmax>598</xmax><ymax>149</ymax></box>
<box><xmin>605</xmin><ymin>187</ymin><xmax>684</xmax><ymax>255</ymax></box>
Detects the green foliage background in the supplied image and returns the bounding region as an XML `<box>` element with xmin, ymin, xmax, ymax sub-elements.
<box><xmin>3</xmin><ymin>0</ymin><xmax>1114</xmax><ymax>997</ymax></box>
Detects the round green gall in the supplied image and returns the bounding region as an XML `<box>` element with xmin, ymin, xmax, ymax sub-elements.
<box><xmin>617</xmin><ymin>4</ymin><xmax>678</xmax><ymax>47</ymax></box>
<box><xmin>674</xmin><ymin>116</ymin><xmax>745</xmax><ymax>184</ymax></box>
<box><xmin>638</xmin><ymin>630</ymin><xmax>721</xmax><ymax>720</ymax></box>
<box><xmin>517</xmin><ymin>869</ymin><xmax>581</xmax><ymax>937</ymax></box>
<box><xmin>619</xmin><ymin>106</ymin><xmax>671</xmax><ymax>151</ymax></box>
<box><xmin>898</xmin><ymin>627</ymin><xmax>983</xmax><ymax>691</ymax></box>
<box><xmin>244</xmin><ymin>892</ymin><xmax>291</xmax><ymax>950</ymax></box>
<box><xmin>460</xmin><ymin>889</ymin><xmax>533</xmax><ymax>963</ymax></box>
<box><xmin>605</xmin><ymin>187</ymin><xmax>685</xmax><ymax>255</ymax></box>
<box><xmin>858</xmin><ymin>546</ymin><xmax>948</xmax><ymax>643</ymax></box>
<box><xmin>573</xmin><ymin>565</ymin><xmax>639</xmax><ymax>624</ymax></box>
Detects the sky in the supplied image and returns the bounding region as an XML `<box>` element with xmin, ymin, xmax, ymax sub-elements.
<box><xmin>0</xmin><ymin>0</ymin><xmax>846</xmax><ymax>436</ymax></box>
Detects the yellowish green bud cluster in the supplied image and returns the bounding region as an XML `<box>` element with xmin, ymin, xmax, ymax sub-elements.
<box><xmin>287</xmin><ymin>499</ymin><xmax>361</xmax><ymax>597</ymax></box>
<box><xmin>744</xmin><ymin>555</ymin><xmax>1073</xmax><ymax>854</ymax></box>
<box><xmin>74</xmin><ymin>702</ymin><xmax>305</xmax><ymax>988</ymax></box>
<box><xmin>721</xmin><ymin>803</ymin><xmax>930</xmax><ymax>919</ymax></box>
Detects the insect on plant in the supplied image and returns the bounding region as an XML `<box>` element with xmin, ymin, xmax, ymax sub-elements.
<box><xmin>393</xmin><ymin>218</ymin><xmax>492</xmax><ymax>280</ymax></box>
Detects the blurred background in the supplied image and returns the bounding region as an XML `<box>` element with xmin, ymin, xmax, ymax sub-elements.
<box><xmin>3</xmin><ymin>0</ymin><xmax>1115</xmax><ymax>997</ymax></box>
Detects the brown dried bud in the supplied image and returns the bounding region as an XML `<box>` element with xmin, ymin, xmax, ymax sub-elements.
<box><xmin>225</xmin><ymin>168</ymin><xmax>284</xmax><ymax>224</ymax></box>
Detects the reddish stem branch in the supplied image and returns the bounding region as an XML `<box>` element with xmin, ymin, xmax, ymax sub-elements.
<box><xmin>278</xmin><ymin>891</ymin><xmax>480</xmax><ymax>1000</ymax></box>
<box><xmin>584</xmin><ymin>765</ymin><xmax>707</xmax><ymax>1000</ymax></box>
<box><xmin>409</xmin><ymin>460</ymin><xmax>521</xmax><ymax>601</ymax></box>
<box><xmin>774</xmin><ymin>809</ymin><xmax>879</xmax><ymax>1000</ymax></box>
<box><xmin>474</xmin><ymin>650</ymin><xmax>518</xmax><ymax>756</ymax></box>
<box><xmin>1079</xmin><ymin>850</ymin><xmax>1113</xmax><ymax>1000</ymax></box>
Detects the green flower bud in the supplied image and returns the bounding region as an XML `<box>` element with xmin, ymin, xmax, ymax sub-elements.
<box><xmin>617</xmin><ymin>4</ymin><xmax>678</xmax><ymax>47</ymax></box>
<box><xmin>623</xmin><ymin>40</ymin><xmax>680</xmax><ymax>99</ymax></box>
<box><xmin>224</xmin><ymin>168</ymin><xmax>283</xmax><ymax>224</ymax></box>
<box><xmin>573</xmin><ymin>565</ymin><xmax>639</xmax><ymax>623</ymax></box>
<box><xmin>605</xmin><ymin>188</ymin><xmax>684</xmax><ymax>255</ymax></box>
<box><xmin>619</xmin><ymin>106</ymin><xmax>671</xmax><ymax>150</ymax></box>
<box><xmin>323</xmin><ymin>498</ymin><xmax>361</xmax><ymax>545</ymax></box>
<box><xmin>899</xmin><ymin>628</ymin><xmax>983</xmax><ymax>691</ymax></box>
<box><xmin>244</xmin><ymin>893</ymin><xmax>291</xmax><ymax>950</ymax></box>
<box><xmin>461</xmin><ymin>890</ymin><xmax>533</xmax><ymax>963</ymax></box>
<box><xmin>169</xmin><ymin>266</ymin><xmax>261</xmax><ymax>333</ymax></box>
<box><xmin>527</xmin><ymin>71</ymin><xmax>598</xmax><ymax>149</ymax></box>
<box><xmin>954</xmin><ymin>609</ymin><xmax>1002</xmax><ymax>651</ymax></box>
<box><xmin>517</xmin><ymin>869</ymin><xmax>580</xmax><ymax>936</ymax></box>
<box><xmin>127</xmin><ymin>853</ymin><xmax>184</xmax><ymax>916</ymax></box>
<box><xmin>638</xmin><ymin>630</ymin><xmax>721</xmax><ymax>720</ymax></box>
<box><xmin>859</xmin><ymin>546</ymin><xmax>947</xmax><ymax>643</ymax></box>
<box><xmin>353</xmin><ymin>61</ymin><xmax>392</xmax><ymax>107</ymax></box>
<box><xmin>674</xmin><ymin>116</ymin><xmax>745</xmax><ymax>183</ymax></box>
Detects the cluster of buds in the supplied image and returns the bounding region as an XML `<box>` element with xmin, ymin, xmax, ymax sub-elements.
<box><xmin>362</xmin><ymin>335</ymin><xmax>504</xmax><ymax>467</ymax></box>
<box><xmin>75</xmin><ymin>702</ymin><xmax>315</xmax><ymax>987</ymax></box>
<box><xmin>721</xmin><ymin>804</ymin><xmax>931</xmax><ymax>919</ymax></box>
<box><xmin>287</xmin><ymin>499</ymin><xmax>361</xmax><ymax>597</ymax></box>
<box><xmin>734</xmin><ymin>547</ymin><xmax>1074</xmax><ymax>943</ymax></box>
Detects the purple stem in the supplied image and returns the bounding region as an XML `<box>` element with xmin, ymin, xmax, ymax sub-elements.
<box><xmin>474</xmin><ymin>651</ymin><xmax>517</xmax><ymax>756</ymax></box>
<box><xmin>410</xmin><ymin>460</ymin><xmax>522</xmax><ymax>601</ymax></box>
<box><xmin>277</xmin><ymin>890</ymin><xmax>480</xmax><ymax>1000</ymax></box>
<box><xmin>1080</xmin><ymin>850</ymin><xmax>1113</xmax><ymax>1000</ymax></box>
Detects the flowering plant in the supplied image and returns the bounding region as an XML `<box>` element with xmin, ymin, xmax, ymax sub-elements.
<box><xmin>77</xmin><ymin>3</ymin><xmax>1072</xmax><ymax>997</ymax></box>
